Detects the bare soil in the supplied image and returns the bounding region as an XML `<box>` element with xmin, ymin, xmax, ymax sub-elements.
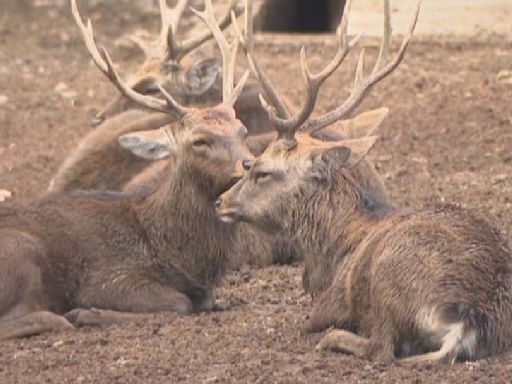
<box><xmin>1</xmin><ymin>3</ymin><xmax>512</xmax><ymax>383</ymax></box>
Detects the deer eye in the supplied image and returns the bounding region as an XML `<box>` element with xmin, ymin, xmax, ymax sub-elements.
<box><xmin>255</xmin><ymin>171</ymin><xmax>270</xmax><ymax>183</ymax></box>
<box><xmin>192</xmin><ymin>139</ymin><xmax>211</xmax><ymax>148</ymax></box>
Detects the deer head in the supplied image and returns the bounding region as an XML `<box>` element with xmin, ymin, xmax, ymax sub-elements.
<box><xmin>73</xmin><ymin>0</ymin><xmax>253</xmax><ymax>197</ymax></box>
<box><xmin>71</xmin><ymin>0</ymin><xmax>242</xmax><ymax>126</ymax></box>
<box><xmin>216</xmin><ymin>0</ymin><xmax>420</xmax><ymax>227</ymax></box>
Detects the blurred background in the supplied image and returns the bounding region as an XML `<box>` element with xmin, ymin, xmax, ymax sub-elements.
<box><xmin>4</xmin><ymin>0</ymin><xmax>512</xmax><ymax>36</ymax></box>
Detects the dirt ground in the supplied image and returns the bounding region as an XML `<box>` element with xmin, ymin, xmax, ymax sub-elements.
<box><xmin>350</xmin><ymin>0</ymin><xmax>512</xmax><ymax>36</ymax></box>
<box><xmin>2</xmin><ymin>2</ymin><xmax>512</xmax><ymax>383</ymax></box>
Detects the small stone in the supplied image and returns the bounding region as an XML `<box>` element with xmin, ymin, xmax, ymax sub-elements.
<box><xmin>497</xmin><ymin>70</ymin><xmax>512</xmax><ymax>85</ymax></box>
<box><xmin>52</xmin><ymin>340</ymin><xmax>64</xmax><ymax>348</ymax></box>
<box><xmin>491</xmin><ymin>174</ymin><xmax>509</xmax><ymax>185</ymax></box>
<box><xmin>55</xmin><ymin>82</ymin><xmax>78</xmax><ymax>99</ymax></box>
<box><xmin>0</xmin><ymin>189</ymin><xmax>12</xmax><ymax>202</ymax></box>
<box><xmin>0</xmin><ymin>94</ymin><xmax>8</xmax><ymax>105</ymax></box>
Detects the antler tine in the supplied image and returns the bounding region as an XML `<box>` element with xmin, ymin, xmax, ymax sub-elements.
<box><xmin>123</xmin><ymin>0</ymin><xmax>190</xmax><ymax>61</ymax></box>
<box><xmin>304</xmin><ymin>0</ymin><xmax>421</xmax><ymax>133</ymax></box>
<box><xmin>251</xmin><ymin>0</ymin><xmax>359</xmax><ymax>142</ymax></box>
<box><xmin>191</xmin><ymin>0</ymin><xmax>248</xmax><ymax>106</ymax></box>
<box><xmin>176</xmin><ymin>0</ymin><xmax>242</xmax><ymax>62</ymax></box>
<box><xmin>159</xmin><ymin>0</ymin><xmax>189</xmax><ymax>40</ymax></box>
<box><xmin>159</xmin><ymin>0</ymin><xmax>189</xmax><ymax>58</ymax></box>
<box><xmin>373</xmin><ymin>0</ymin><xmax>391</xmax><ymax>73</ymax></box>
<box><xmin>101</xmin><ymin>48</ymin><xmax>190</xmax><ymax>119</ymax></box>
<box><xmin>71</xmin><ymin>0</ymin><xmax>190</xmax><ymax>120</ymax></box>
<box><xmin>70</xmin><ymin>0</ymin><xmax>108</xmax><ymax>73</ymax></box>
<box><xmin>232</xmin><ymin>0</ymin><xmax>290</xmax><ymax>119</ymax></box>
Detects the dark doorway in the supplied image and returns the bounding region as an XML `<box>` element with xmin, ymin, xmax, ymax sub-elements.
<box><xmin>257</xmin><ymin>0</ymin><xmax>346</xmax><ymax>33</ymax></box>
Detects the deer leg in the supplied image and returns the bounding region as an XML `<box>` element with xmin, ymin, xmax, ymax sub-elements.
<box><xmin>0</xmin><ymin>233</ymin><xmax>71</xmax><ymax>339</ymax></box>
<box><xmin>77</xmin><ymin>275</ymin><xmax>197</xmax><ymax>319</ymax></box>
<box><xmin>64</xmin><ymin>308</ymin><xmax>179</xmax><ymax>327</ymax></box>
<box><xmin>398</xmin><ymin>318</ymin><xmax>471</xmax><ymax>365</ymax></box>
<box><xmin>315</xmin><ymin>329</ymin><xmax>370</xmax><ymax>358</ymax></box>
<box><xmin>304</xmin><ymin>281</ymin><xmax>353</xmax><ymax>334</ymax></box>
<box><xmin>0</xmin><ymin>311</ymin><xmax>73</xmax><ymax>339</ymax></box>
<box><xmin>360</xmin><ymin>311</ymin><xmax>397</xmax><ymax>364</ymax></box>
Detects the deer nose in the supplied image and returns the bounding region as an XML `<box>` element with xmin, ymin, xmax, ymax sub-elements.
<box><xmin>242</xmin><ymin>159</ymin><xmax>252</xmax><ymax>171</ymax></box>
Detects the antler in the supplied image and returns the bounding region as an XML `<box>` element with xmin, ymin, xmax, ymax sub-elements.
<box><xmin>236</xmin><ymin>0</ymin><xmax>420</xmax><ymax>143</ymax></box>
<box><xmin>128</xmin><ymin>0</ymin><xmax>242</xmax><ymax>64</ymax></box>
<box><xmin>232</xmin><ymin>0</ymin><xmax>290</xmax><ymax>120</ymax></box>
<box><xmin>71</xmin><ymin>0</ymin><xmax>191</xmax><ymax>120</ymax></box>
<box><xmin>190</xmin><ymin>0</ymin><xmax>249</xmax><ymax>107</ymax></box>
<box><xmin>302</xmin><ymin>0</ymin><xmax>421</xmax><ymax>133</ymax></box>
<box><xmin>235</xmin><ymin>0</ymin><xmax>360</xmax><ymax>143</ymax></box>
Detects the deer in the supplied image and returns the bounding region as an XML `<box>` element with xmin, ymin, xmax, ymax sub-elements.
<box><xmin>49</xmin><ymin>0</ymin><xmax>272</xmax><ymax>193</ymax></box>
<box><xmin>217</xmin><ymin>0</ymin><xmax>512</xmax><ymax>364</ymax></box>
<box><xmin>0</xmin><ymin>0</ymin><xmax>257</xmax><ymax>339</ymax></box>
<box><xmin>221</xmin><ymin>0</ymin><xmax>392</xmax><ymax>268</ymax></box>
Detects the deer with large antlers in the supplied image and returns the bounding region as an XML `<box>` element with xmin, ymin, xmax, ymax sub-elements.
<box><xmin>224</xmin><ymin>0</ymin><xmax>393</xmax><ymax>268</ymax></box>
<box><xmin>49</xmin><ymin>0</ymin><xmax>272</xmax><ymax>193</ymax></box>
<box><xmin>0</xmin><ymin>0</ymin><xmax>257</xmax><ymax>339</ymax></box>
<box><xmin>216</xmin><ymin>0</ymin><xmax>512</xmax><ymax>363</ymax></box>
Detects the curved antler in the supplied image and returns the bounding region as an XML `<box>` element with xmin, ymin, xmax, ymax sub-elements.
<box><xmin>302</xmin><ymin>0</ymin><xmax>421</xmax><ymax>134</ymax></box>
<box><xmin>190</xmin><ymin>0</ymin><xmax>249</xmax><ymax>107</ymax></box>
<box><xmin>235</xmin><ymin>0</ymin><xmax>420</xmax><ymax>145</ymax></box>
<box><xmin>177</xmin><ymin>0</ymin><xmax>242</xmax><ymax>62</ymax></box>
<box><xmin>127</xmin><ymin>0</ymin><xmax>242</xmax><ymax>65</ymax></box>
<box><xmin>71</xmin><ymin>0</ymin><xmax>191</xmax><ymax>120</ymax></box>
<box><xmin>232</xmin><ymin>0</ymin><xmax>290</xmax><ymax>120</ymax></box>
<box><xmin>236</xmin><ymin>0</ymin><xmax>359</xmax><ymax>143</ymax></box>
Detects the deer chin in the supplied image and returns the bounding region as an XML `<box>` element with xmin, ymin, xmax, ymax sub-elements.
<box><xmin>216</xmin><ymin>207</ymin><xmax>242</xmax><ymax>224</ymax></box>
<box><xmin>217</xmin><ymin>210</ymin><xmax>238</xmax><ymax>224</ymax></box>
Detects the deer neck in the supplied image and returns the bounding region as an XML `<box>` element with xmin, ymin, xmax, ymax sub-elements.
<box><xmin>291</xmin><ymin>171</ymin><xmax>396</xmax><ymax>297</ymax></box>
<box><xmin>136</xmin><ymin>160</ymin><xmax>232</xmax><ymax>290</ymax></box>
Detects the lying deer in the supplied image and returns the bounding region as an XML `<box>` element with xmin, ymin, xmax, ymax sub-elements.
<box><xmin>218</xmin><ymin>0</ymin><xmax>512</xmax><ymax>364</ymax></box>
<box><xmin>0</xmin><ymin>0</ymin><xmax>254</xmax><ymax>339</ymax></box>
<box><xmin>49</xmin><ymin>0</ymin><xmax>270</xmax><ymax>193</ymax></box>
<box><xmin>224</xmin><ymin>0</ymin><xmax>392</xmax><ymax>268</ymax></box>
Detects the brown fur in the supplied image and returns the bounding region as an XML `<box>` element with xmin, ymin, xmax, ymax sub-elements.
<box><xmin>49</xmin><ymin>111</ymin><xmax>175</xmax><ymax>192</ymax></box>
<box><xmin>120</xmin><ymin>117</ymin><xmax>389</xmax><ymax>269</ymax></box>
<box><xmin>0</xmin><ymin>105</ymin><xmax>252</xmax><ymax>338</ymax></box>
<box><xmin>218</xmin><ymin>134</ymin><xmax>512</xmax><ymax>363</ymax></box>
<box><xmin>50</xmin><ymin>81</ymin><xmax>273</xmax><ymax>193</ymax></box>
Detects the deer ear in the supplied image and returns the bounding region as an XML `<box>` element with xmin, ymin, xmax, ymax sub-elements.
<box><xmin>310</xmin><ymin>146</ymin><xmax>352</xmax><ymax>182</ymax></box>
<box><xmin>334</xmin><ymin>136</ymin><xmax>379</xmax><ymax>167</ymax></box>
<box><xmin>185</xmin><ymin>58</ymin><xmax>222</xmax><ymax>95</ymax></box>
<box><xmin>118</xmin><ymin>129</ymin><xmax>172</xmax><ymax>160</ymax></box>
<box><xmin>332</xmin><ymin>108</ymin><xmax>389</xmax><ymax>139</ymax></box>
<box><xmin>310</xmin><ymin>136</ymin><xmax>379</xmax><ymax>179</ymax></box>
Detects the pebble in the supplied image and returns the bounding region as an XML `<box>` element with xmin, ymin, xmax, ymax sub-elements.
<box><xmin>497</xmin><ymin>70</ymin><xmax>512</xmax><ymax>85</ymax></box>
<box><xmin>55</xmin><ymin>82</ymin><xmax>78</xmax><ymax>99</ymax></box>
<box><xmin>52</xmin><ymin>340</ymin><xmax>65</xmax><ymax>348</ymax></box>
<box><xmin>0</xmin><ymin>189</ymin><xmax>12</xmax><ymax>202</ymax></box>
